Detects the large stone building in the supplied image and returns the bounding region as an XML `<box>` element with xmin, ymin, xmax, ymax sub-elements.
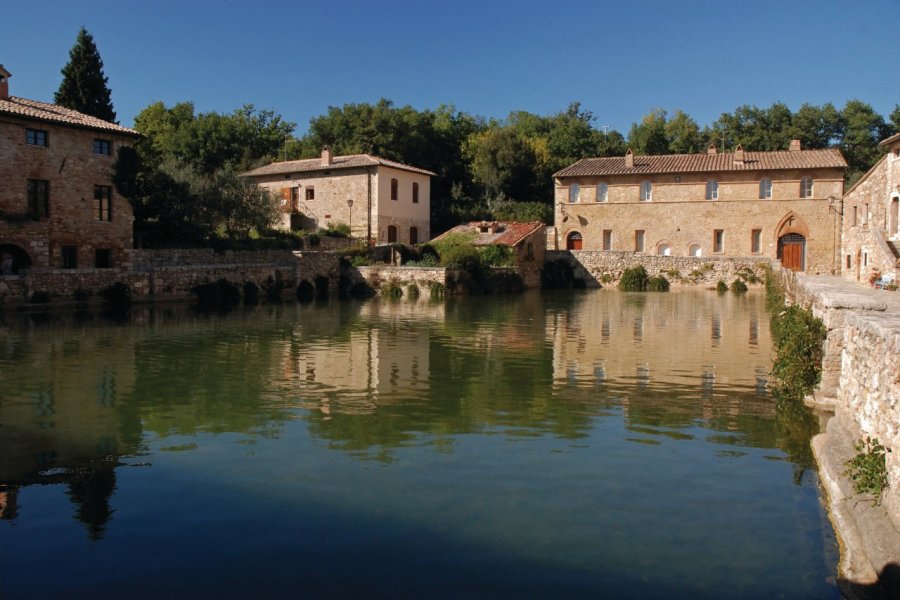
<box><xmin>840</xmin><ymin>132</ymin><xmax>900</xmax><ymax>284</ymax></box>
<box><xmin>245</xmin><ymin>147</ymin><xmax>434</xmax><ymax>245</ymax></box>
<box><xmin>0</xmin><ymin>65</ymin><xmax>139</xmax><ymax>273</ymax></box>
<box><xmin>553</xmin><ymin>141</ymin><xmax>847</xmax><ymax>273</ymax></box>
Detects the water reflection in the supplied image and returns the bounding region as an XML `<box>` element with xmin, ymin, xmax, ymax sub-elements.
<box><xmin>0</xmin><ymin>291</ymin><xmax>837</xmax><ymax>598</ymax></box>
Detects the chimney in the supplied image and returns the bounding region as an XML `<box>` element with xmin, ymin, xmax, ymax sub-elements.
<box><xmin>0</xmin><ymin>65</ymin><xmax>10</xmax><ymax>100</ymax></box>
<box><xmin>734</xmin><ymin>145</ymin><xmax>744</xmax><ymax>164</ymax></box>
<box><xmin>707</xmin><ymin>143</ymin><xmax>717</xmax><ymax>155</ymax></box>
<box><xmin>789</xmin><ymin>139</ymin><xmax>801</xmax><ymax>152</ymax></box>
<box><xmin>321</xmin><ymin>145</ymin><xmax>333</xmax><ymax>166</ymax></box>
<box><xmin>624</xmin><ymin>148</ymin><xmax>634</xmax><ymax>168</ymax></box>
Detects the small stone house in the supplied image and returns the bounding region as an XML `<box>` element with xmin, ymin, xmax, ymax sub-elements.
<box><xmin>841</xmin><ymin>132</ymin><xmax>900</xmax><ymax>284</ymax></box>
<box><xmin>0</xmin><ymin>64</ymin><xmax>139</xmax><ymax>273</ymax></box>
<box><xmin>553</xmin><ymin>141</ymin><xmax>847</xmax><ymax>274</ymax></box>
<box><xmin>244</xmin><ymin>147</ymin><xmax>435</xmax><ymax>246</ymax></box>
<box><xmin>432</xmin><ymin>221</ymin><xmax>546</xmax><ymax>288</ymax></box>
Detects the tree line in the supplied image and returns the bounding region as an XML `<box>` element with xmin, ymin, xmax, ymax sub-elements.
<box><xmin>54</xmin><ymin>28</ymin><xmax>900</xmax><ymax>243</ymax></box>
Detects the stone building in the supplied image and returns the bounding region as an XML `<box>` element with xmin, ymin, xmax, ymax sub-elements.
<box><xmin>245</xmin><ymin>147</ymin><xmax>434</xmax><ymax>245</ymax></box>
<box><xmin>840</xmin><ymin>132</ymin><xmax>900</xmax><ymax>284</ymax></box>
<box><xmin>0</xmin><ymin>65</ymin><xmax>139</xmax><ymax>273</ymax></box>
<box><xmin>553</xmin><ymin>141</ymin><xmax>846</xmax><ymax>274</ymax></box>
<box><xmin>431</xmin><ymin>220</ymin><xmax>547</xmax><ymax>288</ymax></box>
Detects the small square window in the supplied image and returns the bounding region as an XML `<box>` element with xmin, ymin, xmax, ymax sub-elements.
<box><xmin>26</xmin><ymin>128</ymin><xmax>48</xmax><ymax>147</ymax></box>
<box><xmin>305</xmin><ymin>187</ymin><xmax>315</xmax><ymax>200</ymax></box>
<box><xmin>93</xmin><ymin>139</ymin><xmax>111</xmax><ymax>155</ymax></box>
<box><xmin>62</xmin><ymin>246</ymin><xmax>77</xmax><ymax>269</ymax></box>
<box><xmin>95</xmin><ymin>249</ymin><xmax>112</xmax><ymax>269</ymax></box>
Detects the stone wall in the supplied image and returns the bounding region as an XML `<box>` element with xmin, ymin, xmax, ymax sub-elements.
<box><xmin>551</xmin><ymin>250</ymin><xmax>769</xmax><ymax>287</ymax></box>
<box><xmin>353</xmin><ymin>265</ymin><xmax>452</xmax><ymax>295</ymax></box>
<box><xmin>0</xmin><ymin>249</ymin><xmax>342</xmax><ymax>305</ymax></box>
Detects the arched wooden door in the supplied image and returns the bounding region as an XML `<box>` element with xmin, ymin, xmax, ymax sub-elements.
<box><xmin>778</xmin><ymin>234</ymin><xmax>806</xmax><ymax>271</ymax></box>
<box><xmin>566</xmin><ymin>232</ymin><xmax>583</xmax><ymax>250</ymax></box>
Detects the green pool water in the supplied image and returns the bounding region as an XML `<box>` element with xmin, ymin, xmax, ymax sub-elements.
<box><xmin>0</xmin><ymin>289</ymin><xmax>838</xmax><ymax>598</ymax></box>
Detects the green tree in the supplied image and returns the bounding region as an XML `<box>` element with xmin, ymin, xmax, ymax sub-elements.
<box><xmin>628</xmin><ymin>109</ymin><xmax>669</xmax><ymax>154</ymax></box>
<box><xmin>665</xmin><ymin>110</ymin><xmax>705</xmax><ymax>154</ymax></box>
<box><xmin>889</xmin><ymin>104</ymin><xmax>900</xmax><ymax>133</ymax></box>
<box><xmin>465</xmin><ymin>127</ymin><xmax>541</xmax><ymax>203</ymax></box>
<box><xmin>54</xmin><ymin>27</ymin><xmax>116</xmax><ymax>122</ymax></box>
<box><xmin>789</xmin><ymin>103</ymin><xmax>843</xmax><ymax>149</ymax></box>
<box><xmin>840</xmin><ymin>99</ymin><xmax>891</xmax><ymax>183</ymax></box>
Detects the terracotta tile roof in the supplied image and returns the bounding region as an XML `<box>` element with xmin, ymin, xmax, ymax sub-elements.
<box><xmin>433</xmin><ymin>221</ymin><xmax>545</xmax><ymax>247</ymax></box>
<box><xmin>0</xmin><ymin>96</ymin><xmax>140</xmax><ymax>136</ymax></box>
<box><xmin>244</xmin><ymin>154</ymin><xmax>436</xmax><ymax>177</ymax></box>
<box><xmin>879</xmin><ymin>132</ymin><xmax>900</xmax><ymax>147</ymax></box>
<box><xmin>554</xmin><ymin>148</ymin><xmax>847</xmax><ymax>178</ymax></box>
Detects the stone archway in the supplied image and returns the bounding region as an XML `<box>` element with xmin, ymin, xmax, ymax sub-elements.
<box><xmin>774</xmin><ymin>212</ymin><xmax>810</xmax><ymax>272</ymax></box>
<box><xmin>0</xmin><ymin>244</ymin><xmax>32</xmax><ymax>275</ymax></box>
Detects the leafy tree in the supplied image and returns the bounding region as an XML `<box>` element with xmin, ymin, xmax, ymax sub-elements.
<box><xmin>665</xmin><ymin>110</ymin><xmax>705</xmax><ymax>154</ymax></box>
<box><xmin>54</xmin><ymin>27</ymin><xmax>116</xmax><ymax>122</ymax></box>
<box><xmin>628</xmin><ymin>109</ymin><xmax>669</xmax><ymax>154</ymax></box>
<box><xmin>840</xmin><ymin>100</ymin><xmax>891</xmax><ymax>183</ymax></box>
<box><xmin>890</xmin><ymin>104</ymin><xmax>900</xmax><ymax>133</ymax></box>
<box><xmin>789</xmin><ymin>103</ymin><xmax>843</xmax><ymax>149</ymax></box>
<box><xmin>465</xmin><ymin>127</ymin><xmax>542</xmax><ymax>203</ymax></box>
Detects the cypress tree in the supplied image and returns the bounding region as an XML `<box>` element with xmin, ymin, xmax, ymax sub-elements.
<box><xmin>54</xmin><ymin>27</ymin><xmax>116</xmax><ymax>123</ymax></box>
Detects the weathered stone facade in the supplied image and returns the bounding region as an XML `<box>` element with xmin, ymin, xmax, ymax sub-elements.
<box><xmin>245</xmin><ymin>149</ymin><xmax>432</xmax><ymax>245</ymax></box>
<box><xmin>0</xmin><ymin>71</ymin><xmax>139</xmax><ymax>272</ymax></box>
<box><xmin>551</xmin><ymin>250</ymin><xmax>769</xmax><ymax>288</ymax></box>
<box><xmin>841</xmin><ymin>133</ymin><xmax>900</xmax><ymax>284</ymax></box>
<box><xmin>554</xmin><ymin>144</ymin><xmax>846</xmax><ymax>275</ymax></box>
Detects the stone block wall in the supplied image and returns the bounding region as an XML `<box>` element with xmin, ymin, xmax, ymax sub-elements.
<box><xmin>353</xmin><ymin>266</ymin><xmax>451</xmax><ymax>295</ymax></box>
<box><xmin>551</xmin><ymin>250</ymin><xmax>769</xmax><ymax>287</ymax></box>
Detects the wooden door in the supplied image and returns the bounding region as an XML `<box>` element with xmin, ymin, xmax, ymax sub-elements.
<box><xmin>778</xmin><ymin>234</ymin><xmax>805</xmax><ymax>271</ymax></box>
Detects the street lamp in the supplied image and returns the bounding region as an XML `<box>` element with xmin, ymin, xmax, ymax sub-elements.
<box><xmin>347</xmin><ymin>199</ymin><xmax>353</xmax><ymax>244</ymax></box>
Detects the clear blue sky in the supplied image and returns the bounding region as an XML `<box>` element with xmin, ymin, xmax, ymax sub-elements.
<box><xmin>2</xmin><ymin>0</ymin><xmax>897</xmax><ymax>135</ymax></box>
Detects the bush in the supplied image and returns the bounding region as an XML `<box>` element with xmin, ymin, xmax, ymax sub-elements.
<box><xmin>736</xmin><ymin>267</ymin><xmax>760</xmax><ymax>284</ymax></box>
<box><xmin>429</xmin><ymin>282</ymin><xmax>446</xmax><ymax>301</ymax></box>
<box><xmin>381</xmin><ymin>280</ymin><xmax>403</xmax><ymax>298</ymax></box>
<box><xmin>845</xmin><ymin>437</ymin><xmax>889</xmax><ymax>503</ymax></box>
<box><xmin>406</xmin><ymin>253</ymin><xmax>439</xmax><ymax>267</ymax></box>
<box><xmin>731</xmin><ymin>279</ymin><xmax>748</xmax><ymax>293</ymax></box>
<box><xmin>647</xmin><ymin>275</ymin><xmax>670</xmax><ymax>292</ymax></box>
<box><xmin>480</xmin><ymin>244</ymin><xmax>516</xmax><ymax>267</ymax></box>
<box><xmin>406</xmin><ymin>284</ymin><xmax>420</xmax><ymax>299</ymax></box>
<box><xmin>770</xmin><ymin>305</ymin><xmax>826</xmax><ymax>399</ymax></box>
<box><xmin>440</xmin><ymin>243</ymin><xmax>482</xmax><ymax>271</ymax></box>
<box><xmin>619</xmin><ymin>265</ymin><xmax>649</xmax><ymax>291</ymax></box>
<box><xmin>322</xmin><ymin>222</ymin><xmax>350</xmax><ymax>237</ymax></box>
<box><xmin>716</xmin><ymin>280</ymin><xmax>729</xmax><ymax>293</ymax></box>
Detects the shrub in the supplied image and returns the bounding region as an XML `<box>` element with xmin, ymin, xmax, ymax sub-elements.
<box><xmin>350</xmin><ymin>255</ymin><xmax>371</xmax><ymax>267</ymax></box>
<box><xmin>845</xmin><ymin>437</ymin><xmax>889</xmax><ymax>503</ymax></box>
<box><xmin>736</xmin><ymin>266</ymin><xmax>760</xmax><ymax>284</ymax></box>
<box><xmin>381</xmin><ymin>280</ymin><xmax>403</xmax><ymax>298</ymax></box>
<box><xmin>429</xmin><ymin>282</ymin><xmax>446</xmax><ymax>301</ymax></box>
<box><xmin>322</xmin><ymin>222</ymin><xmax>350</xmax><ymax>237</ymax></box>
<box><xmin>406</xmin><ymin>253</ymin><xmax>439</xmax><ymax>267</ymax></box>
<box><xmin>647</xmin><ymin>275</ymin><xmax>670</xmax><ymax>292</ymax></box>
<box><xmin>440</xmin><ymin>244</ymin><xmax>482</xmax><ymax>271</ymax></box>
<box><xmin>619</xmin><ymin>265</ymin><xmax>649</xmax><ymax>291</ymax></box>
<box><xmin>479</xmin><ymin>244</ymin><xmax>516</xmax><ymax>267</ymax></box>
<box><xmin>770</xmin><ymin>305</ymin><xmax>826</xmax><ymax>399</ymax></box>
<box><xmin>716</xmin><ymin>280</ymin><xmax>728</xmax><ymax>293</ymax></box>
<box><xmin>731</xmin><ymin>279</ymin><xmax>748</xmax><ymax>293</ymax></box>
<box><xmin>406</xmin><ymin>284</ymin><xmax>420</xmax><ymax>299</ymax></box>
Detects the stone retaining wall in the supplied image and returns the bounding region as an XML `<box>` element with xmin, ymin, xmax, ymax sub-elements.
<box><xmin>551</xmin><ymin>250</ymin><xmax>769</xmax><ymax>287</ymax></box>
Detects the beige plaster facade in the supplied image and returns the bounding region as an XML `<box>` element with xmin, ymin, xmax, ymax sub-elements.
<box><xmin>0</xmin><ymin>65</ymin><xmax>139</xmax><ymax>272</ymax></box>
<box><xmin>553</xmin><ymin>144</ymin><xmax>846</xmax><ymax>274</ymax></box>
<box><xmin>841</xmin><ymin>133</ymin><xmax>900</xmax><ymax>284</ymax></box>
<box><xmin>245</xmin><ymin>148</ymin><xmax>433</xmax><ymax>245</ymax></box>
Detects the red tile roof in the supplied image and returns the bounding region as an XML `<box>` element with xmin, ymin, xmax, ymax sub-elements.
<box><xmin>554</xmin><ymin>148</ymin><xmax>847</xmax><ymax>178</ymax></box>
<box><xmin>433</xmin><ymin>221</ymin><xmax>545</xmax><ymax>247</ymax></box>
<box><xmin>879</xmin><ymin>132</ymin><xmax>900</xmax><ymax>147</ymax></box>
<box><xmin>244</xmin><ymin>154</ymin><xmax>436</xmax><ymax>177</ymax></box>
<box><xmin>0</xmin><ymin>96</ymin><xmax>140</xmax><ymax>136</ymax></box>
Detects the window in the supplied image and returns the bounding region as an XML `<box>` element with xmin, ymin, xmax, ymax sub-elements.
<box><xmin>846</xmin><ymin>255</ymin><xmax>851</xmax><ymax>269</ymax></box>
<box><xmin>800</xmin><ymin>176</ymin><xmax>813</xmax><ymax>198</ymax></box>
<box><xmin>657</xmin><ymin>243</ymin><xmax>671</xmax><ymax>256</ymax></box>
<box><xmin>852</xmin><ymin>205</ymin><xmax>858</xmax><ymax>226</ymax></box>
<box><xmin>391</xmin><ymin>178</ymin><xmax>398</xmax><ymax>200</ymax></box>
<box><xmin>305</xmin><ymin>187</ymin><xmax>315</xmax><ymax>200</ymax></box>
<box><xmin>570</xmin><ymin>183</ymin><xmax>580</xmax><ymax>203</ymax></box>
<box><xmin>94</xmin><ymin>185</ymin><xmax>112</xmax><ymax>221</ymax></box>
<box><xmin>387</xmin><ymin>225</ymin><xmax>398</xmax><ymax>243</ymax></box>
<box><xmin>412</xmin><ymin>182</ymin><xmax>419</xmax><ymax>204</ymax></box>
<box><xmin>95</xmin><ymin>249</ymin><xmax>112</xmax><ymax>269</ymax></box>
<box><xmin>864</xmin><ymin>203</ymin><xmax>869</xmax><ymax>224</ymax></box>
<box><xmin>713</xmin><ymin>229</ymin><xmax>724</xmax><ymax>253</ymax></box>
<box><xmin>640</xmin><ymin>180</ymin><xmax>652</xmax><ymax>202</ymax></box>
<box><xmin>409</xmin><ymin>226</ymin><xmax>418</xmax><ymax>244</ymax></box>
<box><xmin>689</xmin><ymin>244</ymin><xmax>702</xmax><ymax>257</ymax></box>
<box><xmin>634</xmin><ymin>230</ymin><xmax>645</xmax><ymax>252</ymax></box>
<box><xmin>61</xmin><ymin>246</ymin><xmax>77</xmax><ymax>269</ymax></box>
<box><xmin>26</xmin><ymin>128</ymin><xmax>48</xmax><ymax>146</ymax></box>
<box><xmin>705</xmin><ymin>179</ymin><xmax>718</xmax><ymax>200</ymax></box>
<box><xmin>526</xmin><ymin>243</ymin><xmax>534</xmax><ymax>259</ymax></box>
<box><xmin>27</xmin><ymin>179</ymin><xmax>49</xmax><ymax>219</ymax></box>
<box><xmin>602</xmin><ymin>229</ymin><xmax>612</xmax><ymax>250</ymax></box>
<box><xmin>751</xmin><ymin>229</ymin><xmax>761</xmax><ymax>254</ymax></box>
<box><xmin>596</xmin><ymin>183</ymin><xmax>608</xmax><ymax>202</ymax></box>
<box><xmin>93</xmin><ymin>139</ymin><xmax>111</xmax><ymax>155</ymax></box>
<box><xmin>759</xmin><ymin>177</ymin><xmax>772</xmax><ymax>199</ymax></box>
